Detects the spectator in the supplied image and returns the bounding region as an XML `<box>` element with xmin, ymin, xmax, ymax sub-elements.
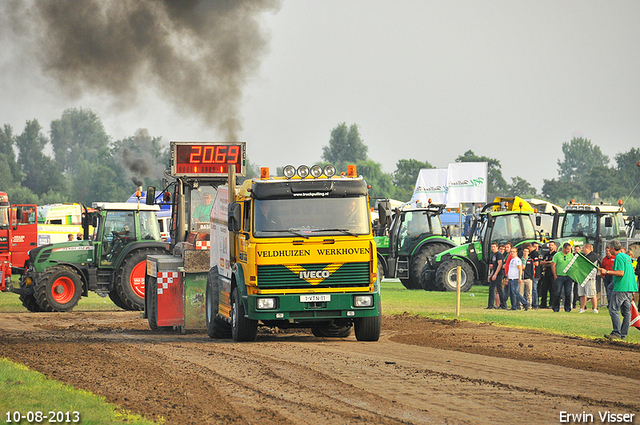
<box><xmin>67</xmin><ymin>233</ymin><xmax>74</xmax><ymax>241</ymax></box>
<box><xmin>521</xmin><ymin>246</ymin><xmax>534</xmax><ymax>308</ymax></box>
<box><xmin>76</xmin><ymin>232</ymin><xmax>83</xmax><ymax>240</ymax></box>
<box><xmin>552</xmin><ymin>242</ymin><xmax>575</xmax><ymax>313</ymax></box>
<box><xmin>579</xmin><ymin>243</ymin><xmax>599</xmax><ymax>313</ymax></box>
<box><xmin>601</xmin><ymin>246</ymin><xmax>615</xmax><ymax>306</ymax></box>
<box><xmin>530</xmin><ymin>241</ymin><xmax>541</xmax><ymax>309</ymax></box>
<box><xmin>600</xmin><ymin>240</ymin><xmax>637</xmax><ymax>340</ymax></box>
<box><xmin>502</xmin><ymin>242</ymin><xmax>513</xmax><ymax>307</ymax></box>
<box><xmin>507</xmin><ymin>247</ymin><xmax>530</xmax><ymax>310</ymax></box>
<box><xmin>486</xmin><ymin>242</ymin><xmax>505</xmax><ymax>309</ymax></box>
<box><xmin>539</xmin><ymin>241</ymin><xmax>557</xmax><ymax>309</ymax></box>
<box><xmin>571</xmin><ymin>246</ymin><xmax>582</xmax><ymax>308</ymax></box>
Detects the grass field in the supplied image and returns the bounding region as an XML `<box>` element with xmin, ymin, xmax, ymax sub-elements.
<box><xmin>0</xmin><ymin>278</ymin><xmax>637</xmax><ymax>423</ymax></box>
<box><xmin>381</xmin><ymin>279</ymin><xmax>640</xmax><ymax>343</ymax></box>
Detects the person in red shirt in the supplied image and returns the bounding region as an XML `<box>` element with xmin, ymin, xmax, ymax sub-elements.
<box><xmin>601</xmin><ymin>246</ymin><xmax>615</xmax><ymax>306</ymax></box>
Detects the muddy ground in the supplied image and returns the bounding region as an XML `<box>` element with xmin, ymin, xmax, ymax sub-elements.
<box><xmin>1</xmin><ymin>311</ymin><xmax>639</xmax><ymax>424</ymax></box>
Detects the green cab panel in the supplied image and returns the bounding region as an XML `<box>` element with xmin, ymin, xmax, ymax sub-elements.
<box><xmin>32</xmin><ymin>241</ymin><xmax>96</xmax><ymax>272</ymax></box>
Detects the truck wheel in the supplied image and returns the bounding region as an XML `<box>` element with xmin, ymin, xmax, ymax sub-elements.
<box><xmin>35</xmin><ymin>265</ymin><xmax>82</xmax><ymax>312</ymax></box>
<box><xmin>231</xmin><ymin>287</ymin><xmax>257</xmax><ymax>342</ymax></box>
<box><xmin>206</xmin><ymin>267</ymin><xmax>231</xmax><ymax>339</ymax></box>
<box><xmin>147</xmin><ymin>276</ymin><xmax>171</xmax><ymax>331</ymax></box>
<box><xmin>115</xmin><ymin>249</ymin><xmax>164</xmax><ymax>311</ymax></box>
<box><xmin>354</xmin><ymin>312</ymin><xmax>381</xmax><ymax>341</ymax></box>
<box><xmin>377</xmin><ymin>260</ymin><xmax>385</xmax><ymax>283</ymax></box>
<box><xmin>108</xmin><ymin>290</ymin><xmax>129</xmax><ymax>310</ymax></box>
<box><xmin>435</xmin><ymin>259</ymin><xmax>474</xmax><ymax>292</ymax></box>
<box><xmin>19</xmin><ymin>294</ymin><xmax>43</xmax><ymax>312</ymax></box>
<box><xmin>311</xmin><ymin>322</ymin><xmax>352</xmax><ymax>338</ymax></box>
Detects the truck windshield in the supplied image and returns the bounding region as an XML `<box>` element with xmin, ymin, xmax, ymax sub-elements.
<box><xmin>253</xmin><ymin>196</ymin><xmax>370</xmax><ymax>237</ymax></box>
<box><xmin>0</xmin><ymin>206</ymin><xmax>8</xmax><ymax>228</ymax></box>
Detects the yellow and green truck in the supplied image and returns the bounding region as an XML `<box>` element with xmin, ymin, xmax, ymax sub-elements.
<box><xmin>145</xmin><ymin>141</ymin><xmax>381</xmax><ymax>341</ymax></box>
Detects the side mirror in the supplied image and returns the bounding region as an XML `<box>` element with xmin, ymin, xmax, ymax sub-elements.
<box><xmin>15</xmin><ymin>207</ymin><xmax>23</xmax><ymax>224</ymax></box>
<box><xmin>146</xmin><ymin>186</ymin><xmax>156</xmax><ymax>206</ymax></box>
<box><xmin>228</xmin><ymin>202</ymin><xmax>242</xmax><ymax>232</ymax></box>
<box><xmin>378</xmin><ymin>201</ymin><xmax>391</xmax><ymax>227</ymax></box>
<box><xmin>605</xmin><ymin>216</ymin><xmax>613</xmax><ymax>228</ymax></box>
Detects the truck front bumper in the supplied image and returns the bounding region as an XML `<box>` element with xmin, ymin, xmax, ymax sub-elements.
<box><xmin>246</xmin><ymin>292</ymin><xmax>380</xmax><ymax>322</ymax></box>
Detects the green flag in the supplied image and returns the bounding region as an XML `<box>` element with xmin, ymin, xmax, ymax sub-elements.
<box><xmin>563</xmin><ymin>252</ymin><xmax>597</xmax><ymax>287</ymax></box>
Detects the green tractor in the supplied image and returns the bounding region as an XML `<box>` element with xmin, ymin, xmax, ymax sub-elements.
<box><xmin>374</xmin><ymin>200</ymin><xmax>457</xmax><ymax>290</ymax></box>
<box><xmin>13</xmin><ymin>202</ymin><xmax>168</xmax><ymax>312</ymax></box>
<box><xmin>421</xmin><ymin>201</ymin><xmax>540</xmax><ymax>292</ymax></box>
<box><xmin>552</xmin><ymin>201</ymin><xmax>627</xmax><ymax>256</ymax></box>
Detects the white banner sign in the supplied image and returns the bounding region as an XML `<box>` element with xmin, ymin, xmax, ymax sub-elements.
<box><xmin>411</xmin><ymin>163</ymin><xmax>487</xmax><ymax>207</ymax></box>
<box><xmin>411</xmin><ymin>168</ymin><xmax>448</xmax><ymax>205</ymax></box>
<box><xmin>446</xmin><ymin>162</ymin><xmax>487</xmax><ymax>206</ymax></box>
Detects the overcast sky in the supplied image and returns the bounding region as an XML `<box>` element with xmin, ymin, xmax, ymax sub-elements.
<box><xmin>1</xmin><ymin>1</ymin><xmax>639</xmax><ymax>193</ymax></box>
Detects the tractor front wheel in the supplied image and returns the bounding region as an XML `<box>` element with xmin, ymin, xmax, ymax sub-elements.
<box><xmin>35</xmin><ymin>265</ymin><xmax>82</xmax><ymax>312</ymax></box>
<box><xmin>435</xmin><ymin>259</ymin><xmax>475</xmax><ymax>292</ymax></box>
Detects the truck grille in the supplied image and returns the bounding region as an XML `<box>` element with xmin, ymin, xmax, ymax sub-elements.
<box><xmin>257</xmin><ymin>262</ymin><xmax>370</xmax><ymax>289</ymax></box>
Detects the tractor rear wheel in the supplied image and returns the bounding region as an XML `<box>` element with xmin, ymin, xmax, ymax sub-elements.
<box><xmin>206</xmin><ymin>267</ymin><xmax>231</xmax><ymax>339</ymax></box>
<box><xmin>419</xmin><ymin>243</ymin><xmax>450</xmax><ymax>291</ymax></box>
<box><xmin>115</xmin><ymin>249</ymin><xmax>165</xmax><ymax>311</ymax></box>
<box><xmin>435</xmin><ymin>259</ymin><xmax>475</xmax><ymax>292</ymax></box>
<box><xmin>108</xmin><ymin>290</ymin><xmax>129</xmax><ymax>310</ymax></box>
<box><xmin>19</xmin><ymin>294</ymin><xmax>43</xmax><ymax>312</ymax></box>
<box><xmin>35</xmin><ymin>265</ymin><xmax>82</xmax><ymax>312</ymax></box>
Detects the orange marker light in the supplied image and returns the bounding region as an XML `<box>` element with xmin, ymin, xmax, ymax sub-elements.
<box><xmin>347</xmin><ymin>165</ymin><xmax>357</xmax><ymax>177</ymax></box>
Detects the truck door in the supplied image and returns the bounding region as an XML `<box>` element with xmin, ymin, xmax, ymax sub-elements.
<box><xmin>10</xmin><ymin>204</ymin><xmax>38</xmax><ymax>268</ymax></box>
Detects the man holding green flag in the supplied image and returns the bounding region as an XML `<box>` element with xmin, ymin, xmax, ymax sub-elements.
<box><xmin>599</xmin><ymin>240</ymin><xmax>637</xmax><ymax>340</ymax></box>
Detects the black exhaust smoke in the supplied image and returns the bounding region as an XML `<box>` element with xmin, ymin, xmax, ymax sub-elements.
<box><xmin>2</xmin><ymin>0</ymin><xmax>280</xmax><ymax>140</ymax></box>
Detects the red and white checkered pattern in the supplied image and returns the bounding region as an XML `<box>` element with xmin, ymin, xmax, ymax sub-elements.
<box><xmin>196</xmin><ymin>240</ymin><xmax>210</xmax><ymax>250</ymax></box>
<box><xmin>157</xmin><ymin>271</ymin><xmax>179</xmax><ymax>295</ymax></box>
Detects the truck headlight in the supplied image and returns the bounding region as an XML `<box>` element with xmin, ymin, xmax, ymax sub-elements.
<box><xmin>257</xmin><ymin>297</ymin><xmax>277</xmax><ymax>310</ymax></box>
<box><xmin>353</xmin><ymin>295</ymin><xmax>373</xmax><ymax>307</ymax></box>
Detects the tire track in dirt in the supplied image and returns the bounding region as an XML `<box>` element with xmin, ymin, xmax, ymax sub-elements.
<box><xmin>1</xmin><ymin>311</ymin><xmax>639</xmax><ymax>424</ymax></box>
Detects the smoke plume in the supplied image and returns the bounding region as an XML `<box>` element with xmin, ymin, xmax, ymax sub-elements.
<box><xmin>3</xmin><ymin>0</ymin><xmax>280</xmax><ymax>140</ymax></box>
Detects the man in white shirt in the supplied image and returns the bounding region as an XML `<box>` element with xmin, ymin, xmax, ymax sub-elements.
<box><xmin>507</xmin><ymin>247</ymin><xmax>531</xmax><ymax>311</ymax></box>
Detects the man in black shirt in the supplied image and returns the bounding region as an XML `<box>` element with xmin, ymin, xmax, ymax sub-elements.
<box><xmin>579</xmin><ymin>243</ymin><xmax>599</xmax><ymax>313</ymax></box>
<box><xmin>539</xmin><ymin>241</ymin><xmax>557</xmax><ymax>309</ymax></box>
<box><xmin>487</xmin><ymin>242</ymin><xmax>506</xmax><ymax>309</ymax></box>
<box><xmin>529</xmin><ymin>242</ymin><xmax>541</xmax><ymax>309</ymax></box>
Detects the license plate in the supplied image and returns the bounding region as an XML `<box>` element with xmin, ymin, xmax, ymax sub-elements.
<box><xmin>300</xmin><ymin>294</ymin><xmax>330</xmax><ymax>303</ymax></box>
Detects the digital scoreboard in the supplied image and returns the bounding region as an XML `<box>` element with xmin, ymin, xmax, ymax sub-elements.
<box><xmin>171</xmin><ymin>141</ymin><xmax>246</xmax><ymax>177</ymax></box>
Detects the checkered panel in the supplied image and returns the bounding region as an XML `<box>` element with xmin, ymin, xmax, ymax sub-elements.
<box><xmin>196</xmin><ymin>240</ymin><xmax>210</xmax><ymax>250</ymax></box>
<box><xmin>157</xmin><ymin>271</ymin><xmax>179</xmax><ymax>295</ymax></box>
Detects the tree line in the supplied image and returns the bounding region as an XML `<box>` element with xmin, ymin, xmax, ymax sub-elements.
<box><xmin>2</xmin><ymin>110</ymin><xmax>640</xmax><ymax>215</ymax></box>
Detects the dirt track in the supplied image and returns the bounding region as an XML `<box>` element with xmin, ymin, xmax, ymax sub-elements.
<box><xmin>1</xmin><ymin>311</ymin><xmax>639</xmax><ymax>424</ymax></box>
